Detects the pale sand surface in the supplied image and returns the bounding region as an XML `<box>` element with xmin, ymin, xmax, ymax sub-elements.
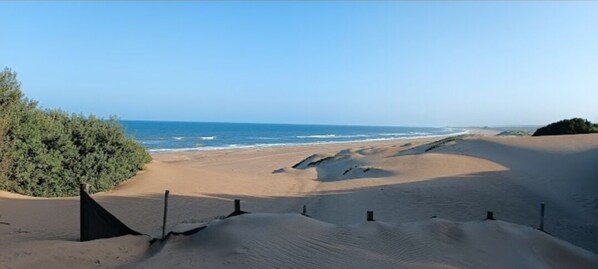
<box><xmin>1</xmin><ymin>133</ymin><xmax>597</xmax><ymax>268</ymax></box>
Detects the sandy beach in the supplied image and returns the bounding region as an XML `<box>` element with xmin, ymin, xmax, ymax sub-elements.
<box><xmin>1</xmin><ymin>133</ymin><xmax>597</xmax><ymax>268</ymax></box>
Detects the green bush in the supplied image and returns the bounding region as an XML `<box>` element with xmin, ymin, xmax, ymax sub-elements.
<box><xmin>532</xmin><ymin>118</ymin><xmax>598</xmax><ymax>136</ymax></box>
<box><xmin>0</xmin><ymin>68</ymin><xmax>151</xmax><ymax>197</ymax></box>
<box><xmin>496</xmin><ymin>130</ymin><xmax>531</xmax><ymax>136</ymax></box>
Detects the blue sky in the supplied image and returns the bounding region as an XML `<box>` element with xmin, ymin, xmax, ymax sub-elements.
<box><xmin>1</xmin><ymin>2</ymin><xmax>597</xmax><ymax>127</ymax></box>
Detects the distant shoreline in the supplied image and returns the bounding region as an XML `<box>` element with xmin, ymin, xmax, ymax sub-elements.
<box><xmin>121</xmin><ymin>121</ymin><xmax>467</xmax><ymax>154</ymax></box>
<box><xmin>135</xmin><ymin>122</ymin><xmax>542</xmax><ymax>154</ymax></box>
<box><xmin>149</xmin><ymin>129</ymin><xmax>473</xmax><ymax>154</ymax></box>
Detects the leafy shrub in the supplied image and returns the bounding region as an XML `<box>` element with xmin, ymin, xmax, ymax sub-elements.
<box><xmin>0</xmin><ymin>68</ymin><xmax>151</xmax><ymax>197</ymax></box>
<box><xmin>532</xmin><ymin>118</ymin><xmax>598</xmax><ymax>136</ymax></box>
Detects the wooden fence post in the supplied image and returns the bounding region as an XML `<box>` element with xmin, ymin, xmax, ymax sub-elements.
<box><xmin>80</xmin><ymin>183</ymin><xmax>89</xmax><ymax>241</ymax></box>
<box><xmin>539</xmin><ymin>203</ymin><xmax>545</xmax><ymax>231</ymax></box>
<box><xmin>162</xmin><ymin>190</ymin><xmax>170</xmax><ymax>239</ymax></box>
<box><xmin>234</xmin><ymin>199</ymin><xmax>241</xmax><ymax>213</ymax></box>
<box><xmin>367</xmin><ymin>211</ymin><xmax>374</xmax><ymax>221</ymax></box>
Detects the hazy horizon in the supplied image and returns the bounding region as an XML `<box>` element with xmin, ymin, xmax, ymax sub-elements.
<box><xmin>119</xmin><ymin>119</ymin><xmax>543</xmax><ymax>129</ymax></box>
<box><xmin>2</xmin><ymin>2</ymin><xmax>597</xmax><ymax>126</ymax></box>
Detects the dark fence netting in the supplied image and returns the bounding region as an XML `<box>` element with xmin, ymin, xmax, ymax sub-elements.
<box><xmin>80</xmin><ymin>190</ymin><xmax>141</xmax><ymax>241</ymax></box>
<box><xmin>80</xmin><ymin>189</ymin><xmax>250</xmax><ymax>242</ymax></box>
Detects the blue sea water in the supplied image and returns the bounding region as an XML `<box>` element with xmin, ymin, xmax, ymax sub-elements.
<box><xmin>120</xmin><ymin>121</ymin><xmax>467</xmax><ymax>152</ymax></box>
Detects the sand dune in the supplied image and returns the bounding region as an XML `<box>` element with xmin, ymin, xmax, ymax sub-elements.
<box><xmin>0</xmin><ymin>235</ymin><xmax>149</xmax><ymax>269</ymax></box>
<box><xmin>291</xmin><ymin>150</ymin><xmax>395</xmax><ymax>181</ymax></box>
<box><xmin>131</xmin><ymin>214</ymin><xmax>597</xmax><ymax>269</ymax></box>
<box><xmin>1</xmin><ymin>134</ymin><xmax>597</xmax><ymax>268</ymax></box>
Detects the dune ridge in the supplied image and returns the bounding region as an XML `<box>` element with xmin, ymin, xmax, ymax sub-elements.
<box><xmin>128</xmin><ymin>213</ymin><xmax>598</xmax><ymax>269</ymax></box>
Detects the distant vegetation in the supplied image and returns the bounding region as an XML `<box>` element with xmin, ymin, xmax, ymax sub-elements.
<box><xmin>496</xmin><ymin>130</ymin><xmax>531</xmax><ymax>136</ymax></box>
<box><xmin>533</xmin><ymin>118</ymin><xmax>598</xmax><ymax>136</ymax></box>
<box><xmin>0</xmin><ymin>68</ymin><xmax>151</xmax><ymax>197</ymax></box>
<box><xmin>425</xmin><ymin>134</ymin><xmax>470</xmax><ymax>152</ymax></box>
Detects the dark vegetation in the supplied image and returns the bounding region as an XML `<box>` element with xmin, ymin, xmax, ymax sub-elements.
<box><xmin>533</xmin><ymin>118</ymin><xmax>598</xmax><ymax>136</ymax></box>
<box><xmin>496</xmin><ymin>130</ymin><xmax>531</xmax><ymax>136</ymax></box>
<box><xmin>292</xmin><ymin>154</ymin><xmax>334</xmax><ymax>169</ymax></box>
<box><xmin>425</xmin><ymin>134</ymin><xmax>469</xmax><ymax>152</ymax></box>
<box><xmin>0</xmin><ymin>68</ymin><xmax>151</xmax><ymax>197</ymax></box>
<box><xmin>305</xmin><ymin>156</ymin><xmax>335</xmax><ymax>167</ymax></box>
<box><xmin>342</xmin><ymin>166</ymin><xmax>373</xmax><ymax>175</ymax></box>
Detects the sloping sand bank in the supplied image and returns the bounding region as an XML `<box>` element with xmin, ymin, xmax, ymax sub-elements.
<box><xmin>129</xmin><ymin>213</ymin><xmax>598</xmax><ymax>269</ymax></box>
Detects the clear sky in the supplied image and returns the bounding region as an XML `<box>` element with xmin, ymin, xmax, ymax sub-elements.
<box><xmin>1</xmin><ymin>1</ymin><xmax>597</xmax><ymax>127</ymax></box>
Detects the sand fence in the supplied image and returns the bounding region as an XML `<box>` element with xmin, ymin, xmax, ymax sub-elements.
<box><xmin>79</xmin><ymin>183</ymin><xmax>550</xmax><ymax>243</ymax></box>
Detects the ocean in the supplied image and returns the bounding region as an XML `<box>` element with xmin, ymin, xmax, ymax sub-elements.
<box><xmin>120</xmin><ymin>121</ymin><xmax>467</xmax><ymax>152</ymax></box>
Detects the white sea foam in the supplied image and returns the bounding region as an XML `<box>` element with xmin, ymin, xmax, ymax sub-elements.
<box><xmin>141</xmin><ymin>140</ymin><xmax>162</xmax><ymax>145</ymax></box>
<box><xmin>379</xmin><ymin>133</ymin><xmax>409</xmax><ymax>136</ymax></box>
<box><xmin>337</xmin><ymin>134</ymin><xmax>370</xmax><ymax>138</ymax></box>
<box><xmin>296</xmin><ymin>134</ymin><xmax>337</xmax><ymax>138</ymax></box>
<box><xmin>150</xmin><ymin>147</ymin><xmax>206</xmax><ymax>153</ymax></box>
<box><xmin>296</xmin><ymin>134</ymin><xmax>371</xmax><ymax>138</ymax></box>
<box><xmin>250</xmin><ymin>137</ymin><xmax>282</xmax><ymax>140</ymax></box>
<box><xmin>296</xmin><ymin>134</ymin><xmax>371</xmax><ymax>139</ymax></box>
<box><xmin>172</xmin><ymin>136</ymin><xmax>215</xmax><ymax>140</ymax></box>
<box><xmin>149</xmin><ymin>129</ymin><xmax>469</xmax><ymax>153</ymax></box>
